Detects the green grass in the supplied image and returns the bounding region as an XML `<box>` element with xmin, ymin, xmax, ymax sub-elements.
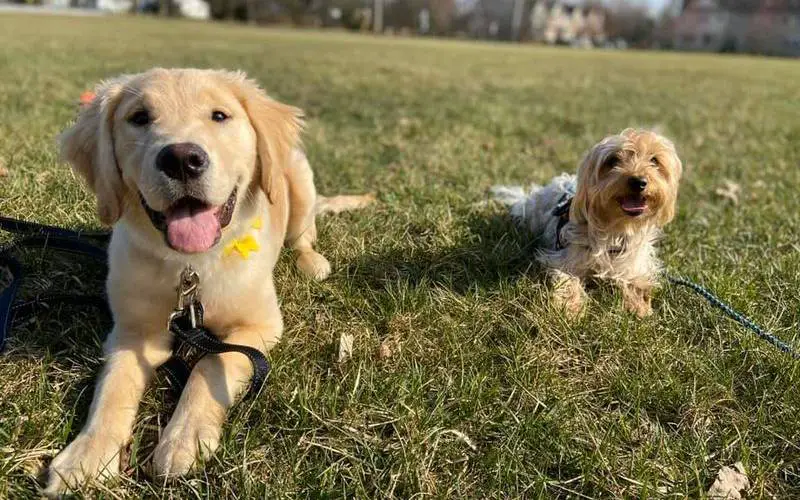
<box><xmin>1</xmin><ymin>13</ymin><xmax>800</xmax><ymax>498</ymax></box>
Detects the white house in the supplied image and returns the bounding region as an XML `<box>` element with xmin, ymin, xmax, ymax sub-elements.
<box><xmin>530</xmin><ymin>0</ymin><xmax>607</xmax><ymax>46</ymax></box>
<box><xmin>44</xmin><ymin>0</ymin><xmax>209</xmax><ymax>19</ymax></box>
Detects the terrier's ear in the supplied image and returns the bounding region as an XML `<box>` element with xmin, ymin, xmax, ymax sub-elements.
<box><xmin>570</xmin><ymin>145</ymin><xmax>603</xmax><ymax>226</ymax></box>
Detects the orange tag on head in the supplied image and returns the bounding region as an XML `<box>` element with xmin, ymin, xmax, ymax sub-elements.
<box><xmin>79</xmin><ymin>91</ymin><xmax>96</xmax><ymax>107</ymax></box>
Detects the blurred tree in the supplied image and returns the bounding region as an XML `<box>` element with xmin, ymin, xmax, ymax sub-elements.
<box><xmin>430</xmin><ymin>0</ymin><xmax>455</xmax><ymax>35</ymax></box>
<box><xmin>384</xmin><ymin>0</ymin><xmax>422</xmax><ymax>31</ymax></box>
<box><xmin>335</xmin><ymin>0</ymin><xmax>372</xmax><ymax>30</ymax></box>
<box><xmin>605</xmin><ymin>0</ymin><xmax>655</xmax><ymax>46</ymax></box>
<box><xmin>277</xmin><ymin>0</ymin><xmax>316</xmax><ymax>24</ymax></box>
<box><xmin>158</xmin><ymin>0</ymin><xmax>172</xmax><ymax>16</ymax></box>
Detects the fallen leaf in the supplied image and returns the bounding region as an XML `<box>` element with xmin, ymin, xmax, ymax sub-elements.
<box><xmin>694</xmin><ymin>134</ymin><xmax>705</xmax><ymax>147</ymax></box>
<box><xmin>338</xmin><ymin>333</ymin><xmax>354</xmax><ymax>363</ymax></box>
<box><xmin>378</xmin><ymin>338</ymin><xmax>401</xmax><ymax>359</ymax></box>
<box><xmin>79</xmin><ymin>90</ymin><xmax>96</xmax><ymax>107</ymax></box>
<box><xmin>707</xmin><ymin>462</ymin><xmax>749</xmax><ymax>499</ymax></box>
<box><xmin>378</xmin><ymin>341</ymin><xmax>392</xmax><ymax>359</ymax></box>
<box><xmin>715</xmin><ymin>179</ymin><xmax>741</xmax><ymax>205</ymax></box>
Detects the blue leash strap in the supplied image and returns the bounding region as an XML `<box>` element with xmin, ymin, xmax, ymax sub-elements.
<box><xmin>0</xmin><ymin>219</ymin><xmax>110</xmax><ymax>353</ymax></box>
<box><xmin>0</xmin><ymin>253</ymin><xmax>23</xmax><ymax>354</ymax></box>
<box><xmin>666</xmin><ymin>273</ymin><xmax>800</xmax><ymax>359</ymax></box>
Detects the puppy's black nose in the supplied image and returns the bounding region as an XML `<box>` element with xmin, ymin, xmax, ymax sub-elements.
<box><xmin>628</xmin><ymin>176</ymin><xmax>647</xmax><ymax>192</ymax></box>
<box><xmin>156</xmin><ymin>143</ymin><xmax>209</xmax><ymax>181</ymax></box>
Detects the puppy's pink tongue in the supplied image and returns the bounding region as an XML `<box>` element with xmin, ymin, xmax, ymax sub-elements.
<box><xmin>166</xmin><ymin>205</ymin><xmax>221</xmax><ymax>253</ymax></box>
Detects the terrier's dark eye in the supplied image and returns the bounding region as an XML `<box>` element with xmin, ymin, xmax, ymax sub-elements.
<box><xmin>602</xmin><ymin>155</ymin><xmax>620</xmax><ymax>171</ymax></box>
<box><xmin>650</xmin><ymin>156</ymin><xmax>660</xmax><ymax>166</ymax></box>
<box><xmin>127</xmin><ymin>109</ymin><xmax>151</xmax><ymax>127</ymax></box>
<box><xmin>211</xmin><ymin>110</ymin><xmax>229</xmax><ymax>123</ymax></box>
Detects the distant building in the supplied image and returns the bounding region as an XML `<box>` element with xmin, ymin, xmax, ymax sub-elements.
<box><xmin>530</xmin><ymin>1</ymin><xmax>607</xmax><ymax>47</ymax></box>
<box><xmin>672</xmin><ymin>0</ymin><xmax>800</xmax><ymax>56</ymax></box>
<box><xmin>46</xmin><ymin>0</ymin><xmax>209</xmax><ymax>19</ymax></box>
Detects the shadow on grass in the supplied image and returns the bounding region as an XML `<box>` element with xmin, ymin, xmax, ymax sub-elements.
<box><xmin>1</xmin><ymin>250</ymin><xmax>179</xmax><ymax>485</ymax></box>
<box><xmin>345</xmin><ymin>212</ymin><xmax>546</xmax><ymax>295</ymax></box>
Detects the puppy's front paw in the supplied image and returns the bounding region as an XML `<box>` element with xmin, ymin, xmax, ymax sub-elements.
<box><xmin>44</xmin><ymin>432</ymin><xmax>122</xmax><ymax>497</ymax></box>
<box><xmin>296</xmin><ymin>250</ymin><xmax>331</xmax><ymax>281</ymax></box>
<box><xmin>153</xmin><ymin>419</ymin><xmax>221</xmax><ymax>478</ymax></box>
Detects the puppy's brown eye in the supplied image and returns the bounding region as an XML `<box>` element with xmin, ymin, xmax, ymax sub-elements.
<box><xmin>211</xmin><ymin>110</ymin><xmax>229</xmax><ymax>123</ymax></box>
<box><xmin>650</xmin><ymin>156</ymin><xmax>660</xmax><ymax>166</ymax></box>
<box><xmin>127</xmin><ymin>109</ymin><xmax>151</xmax><ymax>127</ymax></box>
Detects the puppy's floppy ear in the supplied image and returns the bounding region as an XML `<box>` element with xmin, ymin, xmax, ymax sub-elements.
<box><xmin>231</xmin><ymin>73</ymin><xmax>304</xmax><ymax>203</ymax></box>
<box><xmin>60</xmin><ymin>76</ymin><xmax>130</xmax><ymax>225</ymax></box>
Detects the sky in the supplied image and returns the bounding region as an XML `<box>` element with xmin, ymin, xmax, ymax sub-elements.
<box><xmin>608</xmin><ymin>0</ymin><xmax>675</xmax><ymax>15</ymax></box>
<box><xmin>643</xmin><ymin>0</ymin><xmax>672</xmax><ymax>15</ymax></box>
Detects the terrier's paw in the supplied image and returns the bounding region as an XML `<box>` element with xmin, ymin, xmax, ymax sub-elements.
<box><xmin>551</xmin><ymin>276</ymin><xmax>588</xmax><ymax>320</ymax></box>
<box><xmin>621</xmin><ymin>285</ymin><xmax>653</xmax><ymax>318</ymax></box>
<box><xmin>296</xmin><ymin>251</ymin><xmax>331</xmax><ymax>281</ymax></box>
<box><xmin>153</xmin><ymin>420</ymin><xmax>221</xmax><ymax>478</ymax></box>
<box><xmin>44</xmin><ymin>432</ymin><xmax>122</xmax><ymax>497</ymax></box>
<box><xmin>624</xmin><ymin>298</ymin><xmax>653</xmax><ymax>318</ymax></box>
<box><xmin>553</xmin><ymin>290</ymin><xmax>587</xmax><ymax>320</ymax></box>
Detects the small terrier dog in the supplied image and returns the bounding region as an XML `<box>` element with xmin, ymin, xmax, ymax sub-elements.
<box><xmin>492</xmin><ymin>129</ymin><xmax>682</xmax><ymax>318</ymax></box>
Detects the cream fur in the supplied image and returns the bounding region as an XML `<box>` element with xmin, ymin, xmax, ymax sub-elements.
<box><xmin>46</xmin><ymin>68</ymin><xmax>373</xmax><ymax>496</ymax></box>
<box><xmin>493</xmin><ymin>128</ymin><xmax>682</xmax><ymax>318</ymax></box>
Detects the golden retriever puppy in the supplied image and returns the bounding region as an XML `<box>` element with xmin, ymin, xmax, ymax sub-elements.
<box><xmin>45</xmin><ymin>68</ymin><xmax>373</xmax><ymax>495</ymax></box>
<box><xmin>492</xmin><ymin>129</ymin><xmax>682</xmax><ymax>318</ymax></box>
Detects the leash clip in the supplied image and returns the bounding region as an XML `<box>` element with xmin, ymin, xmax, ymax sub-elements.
<box><xmin>169</xmin><ymin>265</ymin><xmax>201</xmax><ymax>329</ymax></box>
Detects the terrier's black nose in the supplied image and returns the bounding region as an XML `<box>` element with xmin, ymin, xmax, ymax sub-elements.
<box><xmin>628</xmin><ymin>176</ymin><xmax>647</xmax><ymax>192</ymax></box>
<box><xmin>156</xmin><ymin>143</ymin><xmax>209</xmax><ymax>181</ymax></box>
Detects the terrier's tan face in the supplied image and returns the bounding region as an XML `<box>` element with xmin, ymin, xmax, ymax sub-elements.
<box><xmin>571</xmin><ymin>129</ymin><xmax>682</xmax><ymax>234</ymax></box>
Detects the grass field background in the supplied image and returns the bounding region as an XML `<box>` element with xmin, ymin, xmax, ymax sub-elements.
<box><xmin>1</xmin><ymin>13</ymin><xmax>800</xmax><ymax>498</ymax></box>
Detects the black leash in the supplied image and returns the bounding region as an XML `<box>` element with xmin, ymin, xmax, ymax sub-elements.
<box><xmin>167</xmin><ymin>297</ymin><xmax>269</xmax><ymax>398</ymax></box>
<box><xmin>0</xmin><ymin>215</ymin><xmax>269</xmax><ymax>398</ymax></box>
<box><xmin>164</xmin><ymin>265</ymin><xmax>269</xmax><ymax>398</ymax></box>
